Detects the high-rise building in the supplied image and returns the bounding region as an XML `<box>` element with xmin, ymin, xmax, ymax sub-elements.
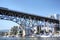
<box><xmin>48</xmin><ymin>14</ymin><xmax>60</xmax><ymax>20</ymax></box>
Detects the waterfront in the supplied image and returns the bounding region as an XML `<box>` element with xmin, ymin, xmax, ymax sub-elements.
<box><xmin>0</xmin><ymin>37</ymin><xmax>60</xmax><ymax>40</ymax></box>
<box><xmin>0</xmin><ymin>7</ymin><xmax>60</xmax><ymax>40</ymax></box>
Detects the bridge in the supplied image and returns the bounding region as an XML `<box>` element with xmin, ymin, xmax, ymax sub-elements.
<box><xmin>0</xmin><ymin>7</ymin><xmax>59</xmax><ymax>23</ymax></box>
<box><xmin>0</xmin><ymin>7</ymin><xmax>59</xmax><ymax>37</ymax></box>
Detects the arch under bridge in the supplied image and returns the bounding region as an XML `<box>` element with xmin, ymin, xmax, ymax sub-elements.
<box><xmin>0</xmin><ymin>7</ymin><xmax>59</xmax><ymax>37</ymax></box>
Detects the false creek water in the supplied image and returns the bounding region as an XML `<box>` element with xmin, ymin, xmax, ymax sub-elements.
<box><xmin>0</xmin><ymin>37</ymin><xmax>60</xmax><ymax>40</ymax></box>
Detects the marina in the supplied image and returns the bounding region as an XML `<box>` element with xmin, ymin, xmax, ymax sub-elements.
<box><xmin>0</xmin><ymin>7</ymin><xmax>60</xmax><ymax>40</ymax></box>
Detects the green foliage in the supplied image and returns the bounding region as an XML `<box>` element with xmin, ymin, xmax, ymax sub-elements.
<box><xmin>10</xmin><ymin>26</ymin><xmax>18</xmax><ymax>35</ymax></box>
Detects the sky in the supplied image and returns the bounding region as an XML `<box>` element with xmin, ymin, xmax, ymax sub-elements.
<box><xmin>0</xmin><ymin>0</ymin><xmax>60</xmax><ymax>30</ymax></box>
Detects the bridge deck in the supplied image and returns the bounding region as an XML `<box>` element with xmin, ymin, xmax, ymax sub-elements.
<box><xmin>0</xmin><ymin>8</ymin><xmax>59</xmax><ymax>24</ymax></box>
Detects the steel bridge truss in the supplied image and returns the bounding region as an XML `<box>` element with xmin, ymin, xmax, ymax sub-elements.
<box><xmin>0</xmin><ymin>8</ymin><xmax>60</xmax><ymax>36</ymax></box>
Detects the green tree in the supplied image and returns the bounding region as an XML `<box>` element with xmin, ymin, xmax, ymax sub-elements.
<box><xmin>10</xmin><ymin>26</ymin><xmax>18</xmax><ymax>35</ymax></box>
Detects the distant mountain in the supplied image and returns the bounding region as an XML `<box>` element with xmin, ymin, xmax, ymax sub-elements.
<box><xmin>0</xmin><ymin>29</ymin><xmax>9</xmax><ymax>32</ymax></box>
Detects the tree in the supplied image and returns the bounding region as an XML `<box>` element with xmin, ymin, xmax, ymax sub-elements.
<box><xmin>10</xmin><ymin>26</ymin><xmax>18</xmax><ymax>35</ymax></box>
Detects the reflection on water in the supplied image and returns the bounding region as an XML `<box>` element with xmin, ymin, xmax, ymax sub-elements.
<box><xmin>0</xmin><ymin>37</ymin><xmax>60</xmax><ymax>40</ymax></box>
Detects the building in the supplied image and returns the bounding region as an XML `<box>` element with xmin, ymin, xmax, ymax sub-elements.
<box><xmin>47</xmin><ymin>14</ymin><xmax>60</xmax><ymax>35</ymax></box>
<box><xmin>0</xmin><ymin>7</ymin><xmax>60</xmax><ymax>37</ymax></box>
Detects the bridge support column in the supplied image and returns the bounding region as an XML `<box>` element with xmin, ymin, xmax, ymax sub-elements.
<box><xmin>22</xmin><ymin>30</ymin><xmax>25</xmax><ymax>37</ymax></box>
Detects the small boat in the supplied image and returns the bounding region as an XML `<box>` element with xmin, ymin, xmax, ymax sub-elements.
<box><xmin>40</xmin><ymin>35</ymin><xmax>52</xmax><ymax>37</ymax></box>
<box><xmin>52</xmin><ymin>34</ymin><xmax>60</xmax><ymax>37</ymax></box>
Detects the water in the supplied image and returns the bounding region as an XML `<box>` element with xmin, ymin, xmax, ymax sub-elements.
<box><xmin>0</xmin><ymin>37</ymin><xmax>60</xmax><ymax>40</ymax></box>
